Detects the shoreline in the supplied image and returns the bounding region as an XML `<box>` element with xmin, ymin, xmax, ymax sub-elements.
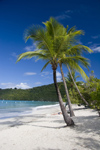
<box><xmin>0</xmin><ymin>104</ymin><xmax>100</xmax><ymax>150</ymax></box>
<box><xmin>0</xmin><ymin>100</ymin><xmax>59</xmax><ymax>120</ymax></box>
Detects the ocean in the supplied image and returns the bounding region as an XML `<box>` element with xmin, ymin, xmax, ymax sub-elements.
<box><xmin>0</xmin><ymin>100</ymin><xmax>58</xmax><ymax>119</ymax></box>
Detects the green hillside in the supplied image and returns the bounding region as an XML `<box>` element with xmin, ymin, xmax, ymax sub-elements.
<box><xmin>0</xmin><ymin>83</ymin><xmax>65</xmax><ymax>101</ymax></box>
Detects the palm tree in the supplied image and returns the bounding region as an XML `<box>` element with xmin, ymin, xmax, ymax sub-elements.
<box><xmin>67</xmin><ymin>65</ymin><xmax>89</xmax><ymax>106</ymax></box>
<box><xmin>42</xmin><ymin>20</ymin><xmax>79</xmax><ymax>117</ymax></box>
<box><xmin>56</xmin><ymin>26</ymin><xmax>93</xmax><ymax>109</ymax></box>
<box><xmin>17</xmin><ymin>18</ymin><xmax>74</xmax><ymax>126</ymax></box>
<box><xmin>64</xmin><ymin>43</ymin><xmax>93</xmax><ymax>106</ymax></box>
<box><xmin>42</xmin><ymin>20</ymin><xmax>92</xmax><ymax>117</ymax></box>
<box><xmin>59</xmin><ymin>63</ymin><xmax>75</xmax><ymax>116</ymax></box>
<box><xmin>17</xmin><ymin>17</ymin><xmax>92</xmax><ymax>122</ymax></box>
<box><xmin>65</xmin><ymin>69</ymin><xmax>79</xmax><ymax>99</ymax></box>
<box><xmin>58</xmin><ymin>55</ymin><xmax>91</xmax><ymax>116</ymax></box>
<box><xmin>58</xmin><ymin>40</ymin><xmax>92</xmax><ymax>116</ymax></box>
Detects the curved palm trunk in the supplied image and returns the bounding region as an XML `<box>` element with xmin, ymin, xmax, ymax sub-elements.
<box><xmin>53</xmin><ymin>69</ymin><xmax>74</xmax><ymax>126</ymax></box>
<box><xmin>60</xmin><ymin>63</ymin><xmax>75</xmax><ymax>117</ymax></box>
<box><xmin>67</xmin><ymin>65</ymin><xmax>89</xmax><ymax>106</ymax></box>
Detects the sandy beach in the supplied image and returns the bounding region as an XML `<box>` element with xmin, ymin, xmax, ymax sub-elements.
<box><xmin>0</xmin><ymin>104</ymin><xmax>100</xmax><ymax>150</ymax></box>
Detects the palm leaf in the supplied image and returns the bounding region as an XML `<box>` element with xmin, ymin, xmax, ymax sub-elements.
<box><xmin>41</xmin><ymin>61</ymin><xmax>50</xmax><ymax>72</ymax></box>
<box><xmin>16</xmin><ymin>50</ymin><xmax>47</xmax><ymax>62</ymax></box>
<box><xmin>66</xmin><ymin>61</ymin><xmax>89</xmax><ymax>81</ymax></box>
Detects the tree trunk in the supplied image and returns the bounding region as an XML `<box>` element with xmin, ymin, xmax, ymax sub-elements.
<box><xmin>67</xmin><ymin>65</ymin><xmax>89</xmax><ymax>106</ymax></box>
<box><xmin>60</xmin><ymin>63</ymin><xmax>75</xmax><ymax>117</ymax></box>
<box><xmin>53</xmin><ymin>69</ymin><xmax>74</xmax><ymax>126</ymax></box>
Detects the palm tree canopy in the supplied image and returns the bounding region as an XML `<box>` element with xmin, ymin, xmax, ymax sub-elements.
<box><xmin>17</xmin><ymin>17</ymin><xmax>93</xmax><ymax>81</ymax></box>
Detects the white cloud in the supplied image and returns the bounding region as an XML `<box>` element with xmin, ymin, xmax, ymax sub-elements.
<box><xmin>16</xmin><ymin>83</ymin><xmax>31</xmax><ymax>89</ymax></box>
<box><xmin>88</xmin><ymin>42</ymin><xmax>92</xmax><ymax>44</ymax></box>
<box><xmin>55</xmin><ymin>10</ymin><xmax>73</xmax><ymax>20</ymax></box>
<box><xmin>35</xmin><ymin>82</ymin><xmax>42</xmax><ymax>85</ymax></box>
<box><xmin>41</xmin><ymin>71</ymin><xmax>50</xmax><ymax>75</ymax></box>
<box><xmin>24</xmin><ymin>45</ymin><xmax>34</xmax><ymax>51</ymax></box>
<box><xmin>77</xmin><ymin>41</ymin><xmax>83</xmax><ymax>45</ymax></box>
<box><xmin>41</xmin><ymin>74</ymin><xmax>44</xmax><ymax>77</ymax></box>
<box><xmin>91</xmin><ymin>35</ymin><xmax>100</xmax><ymax>39</ymax></box>
<box><xmin>56</xmin><ymin>71</ymin><xmax>61</xmax><ymax>77</ymax></box>
<box><xmin>90</xmin><ymin>44</ymin><xmax>100</xmax><ymax>53</ymax></box>
<box><xmin>65</xmin><ymin>10</ymin><xmax>73</xmax><ymax>13</ymax></box>
<box><xmin>41</xmin><ymin>71</ymin><xmax>50</xmax><ymax>76</ymax></box>
<box><xmin>93</xmin><ymin>46</ymin><xmax>100</xmax><ymax>52</ymax></box>
<box><xmin>24</xmin><ymin>72</ymin><xmax>37</xmax><ymax>76</ymax></box>
<box><xmin>11</xmin><ymin>52</ymin><xmax>18</xmax><ymax>58</ymax></box>
<box><xmin>24</xmin><ymin>43</ymin><xmax>37</xmax><ymax>51</ymax></box>
<box><xmin>0</xmin><ymin>82</ymin><xmax>31</xmax><ymax>89</ymax></box>
<box><xmin>55</xmin><ymin>14</ymin><xmax>71</xmax><ymax>20</ymax></box>
<box><xmin>1</xmin><ymin>82</ymin><xmax>14</xmax><ymax>88</ymax></box>
<box><xmin>41</xmin><ymin>71</ymin><xmax>62</xmax><ymax>81</ymax></box>
<box><xmin>40</xmin><ymin>71</ymin><xmax>52</xmax><ymax>79</ymax></box>
<box><xmin>57</xmin><ymin>77</ymin><xmax>62</xmax><ymax>82</ymax></box>
<box><xmin>56</xmin><ymin>71</ymin><xmax>62</xmax><ymax>82</ymax></box>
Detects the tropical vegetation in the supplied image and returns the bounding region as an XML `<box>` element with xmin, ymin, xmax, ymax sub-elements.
<box><xmin>64</xmin><ymin>70</ymin><xmax>100</xmax><ymax>114</ymax></box>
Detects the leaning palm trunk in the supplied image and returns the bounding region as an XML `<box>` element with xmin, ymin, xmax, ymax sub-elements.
<box><xmin>53</xmin><ymin>69</ymin><xmax>74</xmax><ymax>126</ymax></box>
<box><xmin>60</xmin><ymin>63</ymin><xmax>75</xmax><ymax>117</ymax></box>
<box><xmin>67</xmin><ymin>65</ymin><xmax>89</xmax><ymax>106</ymax></box>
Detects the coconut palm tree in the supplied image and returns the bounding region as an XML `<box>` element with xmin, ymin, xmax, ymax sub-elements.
<box><xmin>65</xmin><ymin>68</ymin><xmax>88</xmax><ymax>105</ymax></box>
<box><xmin>65</xmin><ymin>69</ymin><xmax>80</xmax><ymax>99</ymax></box>
<box><xmin>42</xmin><ymin>20</ymin><xmax>79</xmax><ymax>117</ymax></box>
<box><xmin>67</xmin><ymin>65</ymin><xmax>89</xmax><ymax>106</ymax></box>
<box><xmin>58</xmin><ymin>49</ymin><xmax>92</xmax><ymax>110</ymax></box>
<box><xmin>58</xmin><ymin>55</ymin><xmax>91</xmax><ymax>116</ymax></box>
<box><xmin>24</xmin><ymin>18</ymin><xmax>84</xmax><ymax>117</ymax></box>
<box><xmin>42</xmin><ymin>19</ymin><xmax>92</xmax><ymax>117</ymax></box>
<box><xmin>55</xmin><ymin>26</ymin><xmax>93</xmax><ymax>109</ymax></box>
<box><xmin>63</xmin><ymin>42</ymin><xmax>93</xmax><ymax>106</ymax></box>
<box><xmin>17</xmin><ymin>17</ymin><xmax>92</xmax><ymax>121</ymax></box>
<box><xmin>17</xmin><ymin>18</ymin><xmax>74</xmax><ymax>126</ymax></box>
<box><xmin>56</xmin><ymin>31</ymin><xmax>92</xmax><ymax>115</ymax></box>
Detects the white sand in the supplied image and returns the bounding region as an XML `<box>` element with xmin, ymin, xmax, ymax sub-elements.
<box><xmin>0</xmin><ymin>104</ymin><xmax>100</xmax><ymax>150</ymax></box>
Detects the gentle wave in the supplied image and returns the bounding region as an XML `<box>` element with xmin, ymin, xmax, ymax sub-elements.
<box><xmin>17</xmin><ymin>104</ymin><xmax>59</xmax><ymax>117</ymax></box>
<box><xmin>35</xmin><ymin>103</ymin><xmax>59</xmax><ymax>110</ymax></box>
<box><xmin>0</xmin><ymin>100</ymin><xmax>59</xmax><ymax>119</ymax></box>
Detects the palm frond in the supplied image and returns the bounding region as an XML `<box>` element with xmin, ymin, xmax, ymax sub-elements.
<box><xmin>41</xmin><ymin>61</ymin><xmax>50</xmax><ymax>72</ymax></box>
<box><xmin>68</xmin><ymin>26</ymin><xmax>76</xmax><ymax>34</ymax></box>
<box><xmin>24</xmin><ymin>25</ymin><xmax>54</xmax><ymax>56</ymax></box>
<box><xmin>79</xmin><ymin>45</ymin><xmax>93</xmax><ymax>53</ymax></box>
<box><xmin>24</xmin><ymin>25</ymin><xmax>44</xmax><ymax>42</ymax></box>
<box><xmin>16</xmin><ymin>50</ymin><xmax>47</xmax><ymax>63</ymax></box>
<box><xmin>67</xmin><ymin>61</ymin><xmax>89</xmax><ymax>81</ymax></box>
<box><xmin>65</xmin><ymin>55</ymin><xmax>90</xmax><ymax>70</ymax></box>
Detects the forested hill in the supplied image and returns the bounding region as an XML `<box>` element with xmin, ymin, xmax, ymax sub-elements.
<box><xmin>0</xmin><ymin>83</ymin><xmax>65</xmax><ymax>101</ymax></box>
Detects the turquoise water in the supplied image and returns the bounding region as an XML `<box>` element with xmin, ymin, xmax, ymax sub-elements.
<box><xmin>0</xmin><ymin>100</ymin><xmax>58</xmax><ymax>119</ymax></box>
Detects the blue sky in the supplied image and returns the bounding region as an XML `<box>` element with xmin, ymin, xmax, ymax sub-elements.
<box><xmin>0</xmin><ymin>0</ymin><xmax>100</xmax><ymax>89</ymax></box>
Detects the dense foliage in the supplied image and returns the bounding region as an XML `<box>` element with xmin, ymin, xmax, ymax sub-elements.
<box><xmin>0</xmin><ymin>83</ymin><xmax>65</xmax><ymax>101</ymax></box>
<box><xmin>64</xmin><ymin>71</ymin><xmax>100</xmax><ymax>111</ymax></box>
